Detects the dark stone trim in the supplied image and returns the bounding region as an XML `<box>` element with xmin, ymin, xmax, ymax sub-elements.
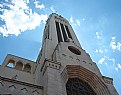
<box><xmin>0</xmin><ymin>76</ymin><xmax>43</xmax><ymax>89</ymax></box>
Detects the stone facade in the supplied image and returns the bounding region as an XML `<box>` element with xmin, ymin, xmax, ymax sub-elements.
<box><xmin>0</xmin><ymin>13</ymin><xmax>118</xmax><ymax>95</ymax></box>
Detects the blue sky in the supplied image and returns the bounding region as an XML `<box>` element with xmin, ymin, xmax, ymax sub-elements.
<box><xmin>0</xmin><ymin>0</ymin><xmax>121</xmax><ymax>94</ymax></box>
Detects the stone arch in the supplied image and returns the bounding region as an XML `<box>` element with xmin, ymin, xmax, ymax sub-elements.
<box><xmin>63</xmin><ymin>65</ymin><xmax>111</xmax><ymax>95</ymax></box>
<box><xmin>15</xmin><ymin>61</ymin><xmax>23</xmax><ymax>70</ymax></box>
<box><xmin>24</xmin><ymin>64</ymin><xmax>31</xmax><ymax>72</ymax></box>
<box><xmin>6</xmin><ymin>59</ymin><xmax>15</xmax><ymax>68</ymax></box>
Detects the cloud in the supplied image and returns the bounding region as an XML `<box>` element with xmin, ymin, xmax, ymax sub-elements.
<box><xmin>110</xmin><ymin>37</ymin><xmax>121</xmax><ymax>52</ymax></box>
<box><xmin>98</xmin><ymin>58</ymin><xmax>105</xmax><ymax>64</ymax></box>
<box><xmin>96</xmin><ymin>32</ymin><xmax>102</xmax><ymax>39</ymax></box>
<box><xmin>98</xmin><ymin>56</ymin><xmax>115</xmax><ymax>66</ymax></box>
<box><xmin>69</xmin><ymin>16</ymin><xmax>80</xmax><ymax>26</ymax></box>
<box><xmin>70</xmin><ymin>16</ymin><xmax>73</xmax><ymax>23</ymax></box>
<box><xmin>115</xmin><ymin>67</ymin><xmax>118</xmax><ymax>71</ymax></box>
<box><xmin>95</xmin><ymin>49</ymin><xmax>103</xmax><ymax>53</ymax></box>
<box><xmin>0</xmin><ymin>4</ymin><xmax>3</xmax><ymax>7</ymax></box>
<box><xmin>118</xmin><ymin>64</ymin><xmax>121</xmax><ymax>69</ymax></box>
<box><xmin>98</xmin><ymin>56</ymin><xmax>121</xmax><ymax>72</ymax></box>
<box><xmin>0</xmin><ymin>0</ymin><xmax>47</xmax><ymax>37</ymax></box>
<box><xmin>115</xmin><ymin>63</ymin><xmax>121</xmax><ymax>71</ymax></box>
<box><xmin>94</xmin><ymin>31</ymin><xmax>110</xmax><ymax>54</ymax></box>
<box><xmin>34</xmin><ymin>1</ymin><xmax>45</xmax><ymax>9</ymax></box>
<box><xmin>104</xmin><ymin>56</ymin><xmax>115</xmax><ymax>65</ymax></box>
<box><xmin>50</xmin><ymin>5</ymin><xmax>56</xmax><ymax>13</ymax></box>
<box><xmin>95</xmin><ymin>48</ymin><xmax>108</xmax><ymax>54</ymax></box>
<box><xmin>76</xmin><ymin>19</ymin><xmax>80</xmax><ymax>26</ymax></box>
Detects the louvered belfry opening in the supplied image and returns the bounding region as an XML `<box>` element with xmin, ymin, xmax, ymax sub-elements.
<box><xmin>55</xmin><ymin>21</ymin><xmax>72</xmax><ymax>43</ymax></box>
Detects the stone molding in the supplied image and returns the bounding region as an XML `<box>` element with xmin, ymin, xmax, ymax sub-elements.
<box><xmin>41</xmin><ymin>58</ymin><xmax>61</xmax><ymax>75</ymax></box>
<box><xmin>61</xmin><ymin>65</ymin><xmax>111</xmax><ymax>95</ymax></box>
<box><xmin>0</xmin><ymin>76</ymin><xmax>43</xmax><ymax>89</ymax></box>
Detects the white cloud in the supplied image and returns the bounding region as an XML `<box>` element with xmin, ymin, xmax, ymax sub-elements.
<box><xmin>115</xmin><ymin>63</ymin><xmax>121</xmax><ymax>71</ymax></box>
<box><xmin>34</xmin><ymin>1</ymin><xmax>45</xmax><ymax>9</ymax></box>
<box><xmin>98</xmin><ymin>56</ymin><xmax>115</xmax><ymax>66</ymax></box>
<box><xmin>0</xmin><ymin>0</ymin><xmax>47</xmax><ymax>37</ymax></box>
<box><xmin>112</xmin><ymin>36</ymin><xmax>115</xmax><ymax>40</ymax></box>
<box><xmin>76</xmin><ymin>19</ymin><xmax>80</xmax><ymax>26</ymax></box>
<box><xmin>0</xmin><ymin>4</ymin><xmax>3</xmax><ymax>7</ymax></box>
<box><xmin>26</xmin><ymin>0</ymin><xmax>29</xmax><ymax>3</ymax></box>
<box><xmin>104</xmin><ymin>56</ymin><xmax>115</xmax><ymax>63</ymax></box>
<box><xmin>96</xmin><ymin>32</ymin><xmax>102</xmax><ymax>39</ymax></box>
<box><xmin>95</xmin><ymin>49</ymin><xmax>103</xmax><ymax>53</ymax></box>
<box><xmin>110</xmin><ymin>37</ymin><xmax>121</xmax><ymax>52</ymax></box>
<box><xmin>115</xmin><ymin>67</ymin><xmax>118</xmax><ymax>71</ymax></box>
<box><xmin>98</xmin><ymin>56</ymin><xmax>121</xmax><ymax>72</ymax></box>
<box><xmin>95</xmin><ymin>48</ymin><xmax>108</xmax><ymax>54</ymax></box>
<box><xmin>70</xmin><ymin>16</ymin><xmax>73</xmax><ymax>23</ymax></box>
<box><xmin>118</xmin><ymin>64</ymin><xmax>121</xmax><ymax>69</ymax></box>
<box><xmin>50</xmin><ymin>5</ymin><xmax>56</xmax><ymax>13</ymax></box>
<box><xmin>98</xmin><ymin>58</ymin><xmax>105</xmax><ymax>64</ymax></box>
<box><xmin>69</xmin><ymin>16</ymin><xmax>80</xmax><ymax>26</ymax></box>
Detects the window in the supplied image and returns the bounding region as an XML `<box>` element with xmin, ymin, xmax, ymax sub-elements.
<box><xmin>60</xmin><ymin>23</ymin><xmax>67</xmax><ymax>42</ymax></box>
<box><xmin>44</xmin><ymin>25</ymin><xmax>49</xmax><ymax>39</ymax></box>
<box><xmin>55</xmin><ymin>21</ymin><xmax>63</xmax><ymax>43</ymax></box>
<box><xmin>66</xmin><ymin>78</ymin><xmax>96</xmax><ymax>95</ymax></box>
<box><xmin>7</xmin><ymin>60</ymin><xmax>15</xmax><ymax>68</ymax></box>
<box><xmin>68</xmin><ymin>46</ymin><xmax>81</xmax><ymax>55</ymax></box>
<box><xmin>65</xmin><ymin>25</ymin><xmax>72</xmax><ymax>39</ymax></box>
<box><xmin>15</xmin><ymin>62</ymin><xmax>23</xmax><ymax>70</ymax></box>
<box><xmin>24</xmin><ymin>64</ymin><xmax>31</xmax><ymax>72</ymax></box>
<box><xmin>47</xmin><ymin>25</ymin><xmax>49</xmax><ymax>39</ymax></box>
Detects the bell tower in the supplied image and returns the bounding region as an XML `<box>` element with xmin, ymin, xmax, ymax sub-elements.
<box><xmin>37</xmin><ymin>13</ymin><xmax>81</xmax><ymax>62</ymax></box>
<box><xmin>0</xmin><ymin>13</ymin><xmax>118</xmax><ymax>95</ymax></box>
<box><xmin>35</xmin><ymin>13</ymin><xmax>118</xmax><ymax>95</ymax></box>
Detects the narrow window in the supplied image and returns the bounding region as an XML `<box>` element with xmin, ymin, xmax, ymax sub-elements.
<box><xmin>60</xmin><ymin>23</ymin><xmax>67</xmax><ymax>42</ymax></box>
<box><xmin>65</xmin><ymin>25</ymin><xmax>72</xmax><ymax>39</ymax></box>
<box><xmin>44</xmin><ymin>25</ymin><xmax>49</xmax><ymax>39</ymax></box>
<box><xmin>44</xmin><ymin>32</ymin><xmax>47</xmax><ymax>39</ymax></box>
<box><xmin>55</xmin><ymin>21</ymin><xmax>63</xmax><ymax>43</ymax></box>
<box><xmin>47</xmin><ymin>25</ymin><xmax>49</xmax><ymax>39</ymax></box>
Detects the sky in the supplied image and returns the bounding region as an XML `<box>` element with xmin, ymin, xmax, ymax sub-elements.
<box><xmin>0</xmin><ymin>0</ymin><xmax>121</xmax><ymax>94</ymax></box>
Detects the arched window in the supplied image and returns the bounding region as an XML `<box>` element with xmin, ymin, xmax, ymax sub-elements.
<box><xmin>66</xmin><ymin>78</ymin><xmax>96</xmax><ymax>95</ymax></box>
<box><xmin>24</xmin><ymin>64</ymin><xmax>31</xmax><ymax>73</ymax></box>
<box><xmin>7</xmin><ymin>60</ymin><xmax>15</xmax><ymax>68</ymax></box>
<box><xmin>15</xmin><ymin>61</ymin><xmax>23</xmax><ymax>70</ymax></box>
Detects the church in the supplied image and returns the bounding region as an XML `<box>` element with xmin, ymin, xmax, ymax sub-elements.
<box><xmin>0</xmin><ymin>13</ymin><xmax>118</xmax><ymax>95</ymax></box>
